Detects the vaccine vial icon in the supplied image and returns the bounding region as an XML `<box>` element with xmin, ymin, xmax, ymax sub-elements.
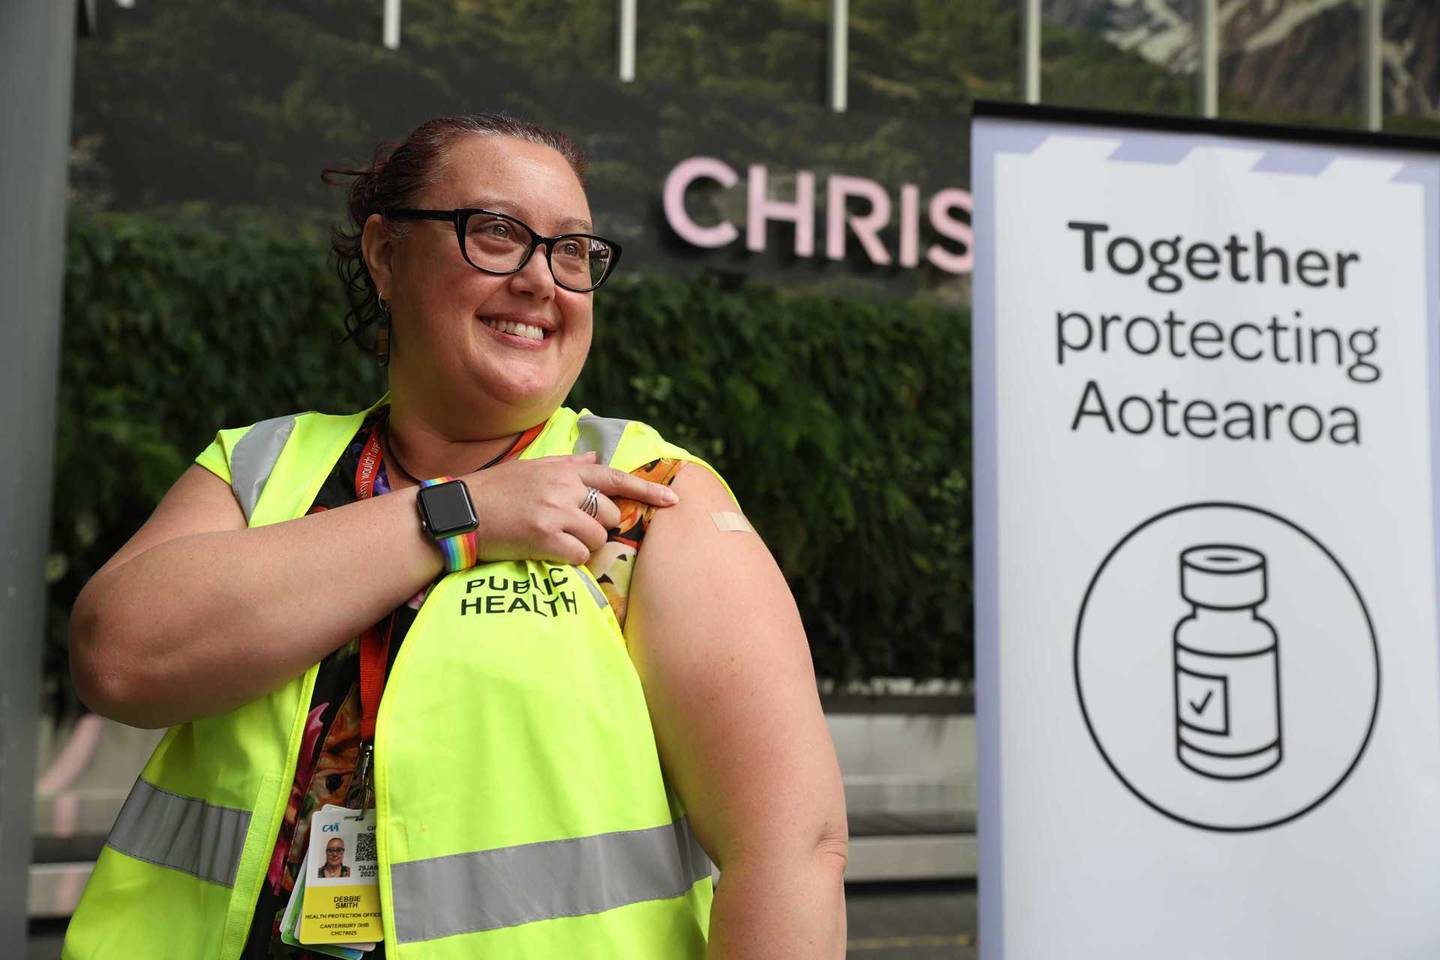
<box><xmin>1174</xmin><ymin>545</ymin><xmax>1283</xmax><ymax>780</ymax></box>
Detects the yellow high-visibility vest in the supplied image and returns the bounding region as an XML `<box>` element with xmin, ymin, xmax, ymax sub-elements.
<box><xmin>64</xmin><ymin>399</ymin><xmax>717</xmax><ymax>959</ymax></box>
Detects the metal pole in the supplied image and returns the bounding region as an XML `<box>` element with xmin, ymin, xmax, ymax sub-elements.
<box><xmin>618</xmin><ymin>0</ymin><xmax>636</xmax><ymax>83</ymax></box>
<box><xmin>1363</xmin><ymin>0</ymin><xmax>1383</xmax><ymax>131</ymax></box>
<box><xmin>1019</xmin><ymin>0</ymin><xmax>1040</xmax><ymax>105</ymax></box>
<box><xmin>829</xmin><ymin>0</ymin><xmax>848</xmax><ymax>113</ymax></box>
<box><xmin>0</xmin><ymin>0</ymin><xmax>73</xmax><ymax>948</ymax></box>
<box><xmin>383</xmin><ymin>0</ymin><xmax>401</xmax><ymax>50</ymax></box>
<box><xmin>1197</xmin><ymin>0</ymin><xmax>1218</xmax><ymax>118</ymax></box>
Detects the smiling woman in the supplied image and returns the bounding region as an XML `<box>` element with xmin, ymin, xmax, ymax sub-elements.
<box><xmin>63</xmin><ymin>115</ymin><xmax>847</xmax><ymax>959</ymax></box>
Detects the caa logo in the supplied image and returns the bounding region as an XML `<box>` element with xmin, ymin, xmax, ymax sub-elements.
<box><xmin>321</xmin><ymin>822</ymin><xmax>340</xmax><ymax>833</ymax></box>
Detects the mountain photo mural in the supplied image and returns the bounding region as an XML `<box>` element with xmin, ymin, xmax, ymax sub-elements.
<box><xmin>1043</xmin><ymin>0</ymin><xmax>1439</xmax><ymax>130</ymax></box>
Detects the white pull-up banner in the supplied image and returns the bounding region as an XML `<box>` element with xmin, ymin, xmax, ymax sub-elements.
<box><xmin>972</xmin><ymin>103</ymin><xmax>1440</xmax><ymax>959</ymax></box>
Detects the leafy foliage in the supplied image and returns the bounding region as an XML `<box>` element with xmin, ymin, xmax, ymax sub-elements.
<box><xmin>50</xmin><ymin>211</ymin><xmax>385</xmax><ymax>716</ymax></box>
<box><xmin>48</xmin><ymin>211</ymin><xmax>970</xmax><ymax>714</ymax></box>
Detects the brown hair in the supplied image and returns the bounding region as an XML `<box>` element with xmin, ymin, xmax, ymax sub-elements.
<box><xmin>322</xmin><ymin>114</ymin><xmax>587</xmax><ymax>352</ymax></box>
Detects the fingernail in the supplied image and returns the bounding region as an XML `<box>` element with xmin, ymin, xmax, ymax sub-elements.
<box><xmin>663</xmin><ymin>488</ymin><xmax>679</xmax><ymax>503</ymax></box>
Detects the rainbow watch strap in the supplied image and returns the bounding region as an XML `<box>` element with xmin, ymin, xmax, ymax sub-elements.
<box><xmin>419</xmin><ymin>477</ymin><xmax>479</xmax><ymax>572</ymax></box>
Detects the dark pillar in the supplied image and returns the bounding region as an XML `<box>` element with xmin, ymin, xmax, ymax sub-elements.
<box><xmin>0</xmin><ymin>0</ymin><xmax>76</xmax><ymax>948</ymax></box>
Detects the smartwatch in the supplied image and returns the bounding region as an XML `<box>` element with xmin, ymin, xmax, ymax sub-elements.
<box><xmin>415</xmin><ymin>477</ymin><xmax>479</xmax><ymax>572</ymax></box>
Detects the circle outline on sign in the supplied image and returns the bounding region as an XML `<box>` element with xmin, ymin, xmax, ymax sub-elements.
<box><xmin>1073</xmin><ymin>501</ymin><xmax>1381</xmax><ymax>833</ymax></box>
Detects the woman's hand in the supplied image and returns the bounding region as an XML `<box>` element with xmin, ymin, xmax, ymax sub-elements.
<box><xmin>463</xmin><ymin>451</ymin><xmax>678</xmax><ymax>566</ymax></box>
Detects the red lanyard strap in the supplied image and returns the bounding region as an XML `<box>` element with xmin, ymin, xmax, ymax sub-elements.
<box><xmin>359</xmin><ymin>615</ymin><xmax>393</xmax><ymax>744</ymax></box>
<box><xmin>355</xmin><ymin>421</ymin><xmax>384</xmax><ymax>502</ymax></box>
<box><xmin>355</xmin><ymin>419</ymin><xmax>393</xmax><ymax>745</ymax></box>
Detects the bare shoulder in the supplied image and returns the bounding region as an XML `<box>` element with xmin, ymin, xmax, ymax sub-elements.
<box><xmin>624</xmin><ymin>462</ymin><xmax>840</xmax><ymax>868</ymax></box>
<box><xmin>626</xmin><ymin>457</ymin><xmax>810</xmax><ymax>723</ymax></box>
<box><xmin>637</xmin><ymin>463</ymin><xmax>764</xmax><ymax>564</ymax></box>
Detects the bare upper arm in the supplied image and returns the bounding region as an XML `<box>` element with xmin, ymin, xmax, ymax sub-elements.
<box><xmin>624</xmin><ymin>465</ymin><xmax>846</xmax><ymax>867</ymax></box>
<box><xmin>91</xmin><ymin>464</ymin><xmax>247</xmax><ymax>582</ymax></box>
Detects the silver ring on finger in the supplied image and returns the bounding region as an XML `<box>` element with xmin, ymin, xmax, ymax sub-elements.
<box><xmin>580</xmin><ymin>485</ymin><xmax>600</xmax><ymax>518</ymax></box>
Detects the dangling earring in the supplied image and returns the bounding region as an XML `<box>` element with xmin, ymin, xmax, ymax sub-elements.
<box><xmin>375</xmin><ymin>293</ymin><xmax>391</xmax><ymax>367</ymax></box>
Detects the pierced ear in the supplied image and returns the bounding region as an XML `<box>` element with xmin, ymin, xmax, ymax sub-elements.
<box><xmin>360</xmin><ymin>213</ymin><xmax>395</xmax><ymax>299</ymax></box>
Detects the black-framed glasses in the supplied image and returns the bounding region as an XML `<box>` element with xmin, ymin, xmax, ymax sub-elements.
<box><xmin>385</xmin><ymin>208</ymin><xmax>622</xmax><ymax>292</ymax></box>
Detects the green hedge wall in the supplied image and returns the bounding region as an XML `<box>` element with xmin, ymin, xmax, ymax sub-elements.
<box><xmin>49</xmin><ymin>211</ymin><xmax>971</xmax><ymax>714</ymax></box>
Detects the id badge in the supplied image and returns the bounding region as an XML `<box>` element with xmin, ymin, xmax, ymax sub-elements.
<box><xmin>299</xmin><ymin>804</ymin><xmax>383</xmax><ymax>944</ymax></box>
<box><xmin>282</xmin><ymin>851</ymin><xmax>374</xmax><ymax>956</ymax></box>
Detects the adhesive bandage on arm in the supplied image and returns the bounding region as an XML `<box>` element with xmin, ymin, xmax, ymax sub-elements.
<box><xmin>710</xmin><ymin>511</ymin><xmax>753</xmax><ymax>533</ymax></box>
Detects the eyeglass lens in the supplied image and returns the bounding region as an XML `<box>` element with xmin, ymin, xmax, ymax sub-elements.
<box><xmin>464</xmin><ymin>214</ymin><xmax>613</xmax><ymax>290</ymax></box>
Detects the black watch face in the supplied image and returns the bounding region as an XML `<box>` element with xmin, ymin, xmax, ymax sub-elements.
<box><xmin>419</xmin><ymin>481</ymin><xmax>478</xmax><ymax>537</ymax></box>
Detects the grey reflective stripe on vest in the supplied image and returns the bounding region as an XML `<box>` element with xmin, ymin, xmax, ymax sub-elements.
<box><xmin>107</xmin><ymin>779</ymin><xmax>251</xmax><ymax>887</ymax></box>
<box><xmin>229</xmin><ymin>414</ymin><xmax>297</xmax><ymax>521</ymax></box>
<box><xmin>575</xmin><ymin>566</ymin><xmax>608</xmax><ymax>608</ymax></box>
<box><xmin>391</xmin><ymin>817</ymin><xmax>711</xmax><ymax>944</ymax></box>
<box><xmin>574</xmin><ymin>415</ymin><xmax>630</xmax><ymax>467</ymax></box>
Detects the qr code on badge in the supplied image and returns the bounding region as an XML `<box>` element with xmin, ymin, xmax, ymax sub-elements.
<box><xmin>354</xmin><ymin>830</ymin><xmax>377</xmax><ymax>864</ymax></box>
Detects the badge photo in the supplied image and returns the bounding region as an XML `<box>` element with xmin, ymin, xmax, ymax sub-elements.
<box><xmin>299</xmin><ymin>805</ymin><xmax>383</xmax><ymax>945</ymax></box>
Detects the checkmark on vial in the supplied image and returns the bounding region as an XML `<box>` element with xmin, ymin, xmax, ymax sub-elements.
<box><xmin>1177</xmin><ymin>669</ymin><xmax>1229</xmax><ymax>736</ymax></box>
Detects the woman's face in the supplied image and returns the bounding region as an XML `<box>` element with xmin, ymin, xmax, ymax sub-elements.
<box><xmin>375</xmin><ymin>135</ymin><xmax>595</xmax><ymax>430</ymax></box>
